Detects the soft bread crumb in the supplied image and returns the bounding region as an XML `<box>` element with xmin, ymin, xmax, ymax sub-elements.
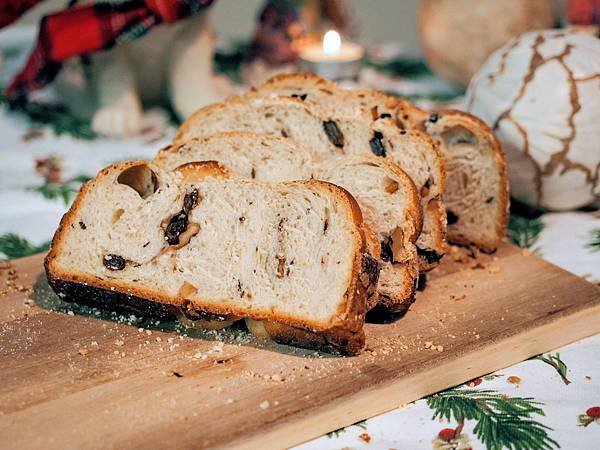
<box><xmin>259</xmin><ymin>400</ymin><xmax>270</xmax><ymax>409</ymax></box>
<box><xmin>488</xmin><ymin>266</ymin><xmax>501</xmax><ymax>274</ymax></box>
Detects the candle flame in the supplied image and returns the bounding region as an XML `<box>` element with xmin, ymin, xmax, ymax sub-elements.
<box><xmin>323</xmin><ymin>30</ymin><xmax>341</xmax><ymax>55</ymax></box>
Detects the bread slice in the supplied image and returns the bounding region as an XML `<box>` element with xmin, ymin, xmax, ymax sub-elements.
<box><xmin>157</xmin><ymin>131</ymin><xmax>314</xmax><ymax>181</ymax></box>
<box><xmin>175</xmin><ymin>96</ymin><xmax>446</xmax><ymax>271</ymax></box>
<box><xmin>316</xmin><ymin>157</ymin><xmax>421</xmax><ymax>314</ymax></box>
<box><xmin>45</xmin><ymin>160</ymin><xmax>379</xmax><ymax>355</ymax></box>
<box><xmin>253</xmin><ymin>73</ymin><xmax>508</xmax><ymax>252</ymax></box>
<box><xmin>157</xmin><ymin>132</ymin><xmax>422</xmax><ymax>313</ymax></box>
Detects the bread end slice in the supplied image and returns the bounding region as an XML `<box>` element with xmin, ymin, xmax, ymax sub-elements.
<box><xmin>420</xmin><ymin>110</ymin><xmax>508</xmax><ymax>252</ymax></box>
<box><xmin>45</xmin><ymin>161</ymin><xmax>376</xmax><ymax>355</ymax></box>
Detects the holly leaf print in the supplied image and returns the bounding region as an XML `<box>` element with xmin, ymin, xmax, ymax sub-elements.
<box><xmin>578</xmin><ymin>407</ymin><xmax>600</xmax><ymax>427</ymax></box>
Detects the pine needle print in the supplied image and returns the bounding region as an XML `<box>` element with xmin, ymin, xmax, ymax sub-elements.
<box><xmin>533</xmin><ymin>353</ymin><xmax>571</xmax><ymax>385</ymax></box>
<box><xmin>508</xmin><ymin>215</ymin><xmax>544</xmax><ymax>249</ymax></box>
<box><xmin>1</xmin><ymin>95</ymin><xmax>97</xmax><ymax>140</ymax></box>
<box><xmin>327</xmin><ymin>419</ymin><xmax>367</xmax><ymax>438</ymax></box>
<box><xmin>0</xmin><ymin>233</ymin><xmax>51</xmax><ymax>260</ymax></box>
<box><xmin>427</xmin><ymin>387</ymin><xmax>558</xmax><ymax>450</ymax></box>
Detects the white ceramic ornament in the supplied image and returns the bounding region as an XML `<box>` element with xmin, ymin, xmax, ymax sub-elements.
<box><xmin>55</xmin><ymin>11</ymin><xmax>234</xmax><ymax>138</ymax></box>
<box><xmin>467</xmin><ymin>30</ymin><xmax>600</xmax><ymax>210</ymax></box>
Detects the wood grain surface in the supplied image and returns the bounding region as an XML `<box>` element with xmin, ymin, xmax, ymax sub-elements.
<box><xmin>1</xmin><ymin>243</ymin><xmax>599</xmax><ymax>450</ymax></box>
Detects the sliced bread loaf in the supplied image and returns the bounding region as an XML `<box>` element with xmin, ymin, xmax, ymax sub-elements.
<box><xmin>174</xmin><ymin>96</ymin><xmax>446</xmax><ymax>271</ymax></box>
<box><xmin>157</xmin><ymin>131</ymin><xmax>314</xmax><ymax>180</ymax></box>
<box><xmin>253</xmin><ymin>73</ymin><xmax>508</xmax><ymax>252</ymax></box>
<box><xmin>45</xmin><ymin>160</ymin><xmax>379</xmax><ymax>355</ymax></box>
<box><xmin>157</xmin><ymin>132</ymin><xmax>422</xmax><ymax>313</ymax></box>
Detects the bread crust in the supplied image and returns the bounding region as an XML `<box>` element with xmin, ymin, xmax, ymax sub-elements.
<box><xmin>176</xmin><ymin>92</ymin><xmax>447</xmax><ymax>271</ymax></box>
<box><xmin>324</xmin><ymin>156</ymin><xmax>422</xmax><ymax>311</ymax></box>
<box><xmin>45</xmin><ymin>162</ymin><xmax>376</xmax><ymax>355</ymax></box>
<box><xmin>371</xmin><ymin>120</ymin><xmax>447</xmax><ymax>271</ymax></box>
<box><xmin>157</xmin><ymin>134</ymin><xmax>420</xmax><ymax>312</ymax></box>
<box><xmin>249</xmin><ymin>75</ymin><xmax>448</xmax><ymax>270</ymax></box>
<box><xmin>174</xmin><ymin>97</ymin><xmax>253</xmax><ymax>146</ymax></box>
<box><xmin>256</xmin><ymin>72</ymin><xmax>507</xmax><ymax>253</ymax></box>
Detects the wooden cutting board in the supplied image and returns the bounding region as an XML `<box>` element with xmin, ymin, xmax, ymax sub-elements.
<box><xmin>1</xmin><ymin>243</ymin><xmax>599</xmax><ymax>450</ymax></box>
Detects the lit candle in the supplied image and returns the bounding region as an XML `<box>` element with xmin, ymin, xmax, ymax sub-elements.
<box><xmin>299</xmin><ymin>30</ymin><xmax>364</xmax><ymax>80</ymax></box>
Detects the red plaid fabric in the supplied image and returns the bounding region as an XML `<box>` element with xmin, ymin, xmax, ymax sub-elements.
<box><xmin>568</xmin><ymin>0</ymin><xmax>600</xmax><ymax>25</ymax></box>
<box><xmin>0</xmin><ymin>0</ymin><xmax>44</xmax><ymax>29</ymax></box>
<box><xmin>6</xmin><ymin>0</ymin><xmax>215</xmax><ymax>98</ymax></box>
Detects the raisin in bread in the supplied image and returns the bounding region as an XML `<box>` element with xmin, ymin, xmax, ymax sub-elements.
<box><xmin>45</xmin><ymin>160</ymin><xmax>379</xmax><ymax>355</ymax></box>
<box><xmin>157</xmin><ymin>132</ymin><xmax>422</xmax><ymax>313</ymax></box>
<box><xmin>253</xmin><ymin>73</ymin><xmax>508</xmax><ymax>252</ymax></box>
<box><xmin>174</xmin><ymin>96</ymin><xmax>446</xmax><ymax>271</ymax></box>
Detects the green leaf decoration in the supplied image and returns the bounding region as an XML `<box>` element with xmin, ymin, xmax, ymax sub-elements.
<box><xmin>0</xmin><ymin>94</ymin><xmax>97</xmax><ymax>140</ymax></box>
<box><xmin>364</xmin><ymin>56</ymin><xmax>434</xmax><ymax>79</ymax></box>
<box><xmin>28</xmin><ymin>174</ymin><xmax>92</xmax><ymax>205</ymax></box>
<box><xmin>507</xmin><ymin>215</ymin><xmax>544</xmax><ymax>249</ymax></box>
<box><xmin>214</xmin><ymin>40</ymin><xmax>252</xmax><ymax>83</ymax></box>
<box><xmin>69</xmin><ymin>174</ymin><xmax>94</xmax><ymax>183</ymax></box>
<box><xmin>0</xmin><ymin>233</ymin><xmax>51</xmax><ymax>260</ymax></box>
<box><xmin>327</xmin><ymin>419</ymin><xmax>367</xmax><ymax>438</ymax></box>
<box><xmin>28</xmin><ymin>175</ymin><xmax>91</xmax><ymax>206</ymax></box>
<box><xmin>587</xmin><ymin>228</ymin><xmax>600</xmax><ymax>252</ymax></box>
<box><xmin>426</xmin><ymin>387</ymin><xmax>558</xmax><ymax>450</ymax></box>
<box><xmin>532</xmin><ymin>353</ymin><xmax>571</xmax><ymax>385</ymax></box>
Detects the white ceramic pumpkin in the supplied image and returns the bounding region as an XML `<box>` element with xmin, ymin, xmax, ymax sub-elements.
<box><xmin>467</xmin><ymin>30</ymin><xmax>600</xmax><ymax>210</ymax></box>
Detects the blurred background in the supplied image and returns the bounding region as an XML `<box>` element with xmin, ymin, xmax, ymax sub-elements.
<box><xmin>17</xmin><ymin>0</ymin><xmax>425</xmax><ymax>51</ymax></box>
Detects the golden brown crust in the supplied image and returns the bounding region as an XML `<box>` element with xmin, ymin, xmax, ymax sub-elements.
<box><xmin>45</xmin><ymin>161</ymin><xmax>374</xmax><ymax>355</ymax></box>
<box><xmin>157</xmin><ymin>131</ymin><xmax>298</xmax><ymax>165</ymax></box>
<box><xmin>179</xmin><ymin>82</ymin><xmax>448</xmax><ymax>270</ymax></box>
<box><xmin>257</xmin><ymin>73</ymin><xmax>507</xmax><ymax>253</ymax></box>
<box><xmin>255</xmin><ymin>74</ymin><xmax>448</xmax><ymax>270</ymax></box>
<box><xmin>174</xmin><ymin>160</ymin><xmax>231</xmax><ymax>181</ymax></box>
